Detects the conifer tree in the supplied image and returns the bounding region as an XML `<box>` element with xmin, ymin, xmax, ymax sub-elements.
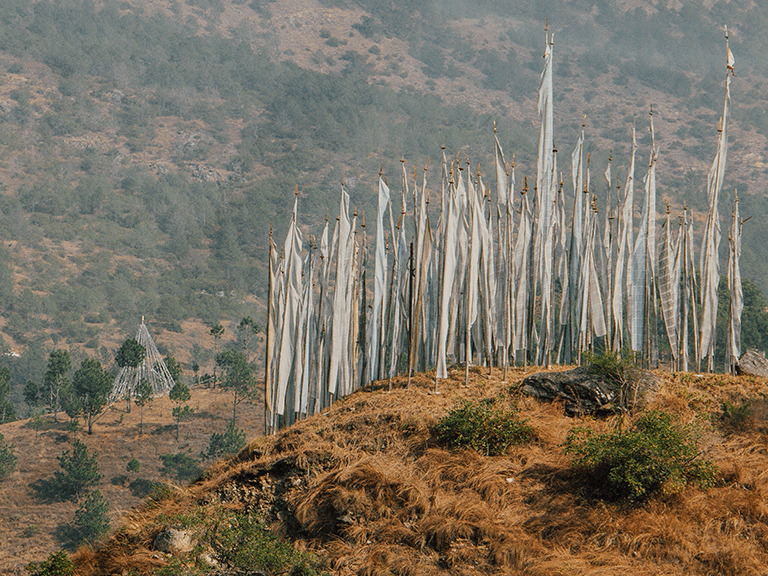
<box><xmin>72</xmin><ymin>359</ymin><xmax>112</xmax><ymax>435</ymax></box>
<box><xmin>133</xmin><ymin>378</ymin><xmax>153</xmax><ymax>436</ymax></box>
<box><xmin>72</xmin><ymin>489</ymin><xmax>110</xmax><ymax>544</ymax></box>
<box><xmin>53</xmin><ymin>439</ymin><xmax>101</xmax><ymax>500</ymax></box>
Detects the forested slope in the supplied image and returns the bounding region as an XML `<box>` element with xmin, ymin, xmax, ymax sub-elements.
<box><xmin>0</xmin><ymin>0</ymin><xmax>765</xmax><ymax>406</ymax></box>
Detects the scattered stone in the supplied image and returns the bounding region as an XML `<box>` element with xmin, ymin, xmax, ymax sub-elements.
<box><xmin>153</xmin><ymin>528</ymin><xmax>195</xmax><ymax>556</ymax></box>
<box><xmin>521</xmin><ymin>365</ymin><xmax>661</xmax><ymax>416</ymax></box>
<box><xmin>197</xmin><ymin>552</ymin><xmax>219</xmax><ymax>568</ymax></box>
<box><xmin>736</xmin><ymin>349</ymin><xmax>768</xmax><ymax>378</ymax></box>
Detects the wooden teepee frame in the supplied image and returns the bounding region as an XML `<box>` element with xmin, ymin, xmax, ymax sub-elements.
<box><xmin>109</xmin><ymin>318</ymin><xmax>175</xmax><ymax>402</ymax></box>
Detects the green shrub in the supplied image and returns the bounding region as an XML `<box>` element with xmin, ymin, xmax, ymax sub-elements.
<box><xmin>584</xmin><ymin>347</ymin><xmax>637</xmax><ymax>386</ymax></box>
<box><xmin>720</xmin><ymin>400</ymin><xmax>755</xmax><ymax>432</ymax></box>
<box><xmin>203</xmin><ymin>420</ymin><xmax>246</xmax><ymax>461</ymax></box>
<box><xmin>433</xmin><ymin>399</ymin><xmax>535</xmax><ymax>456</ymax></box>
<box><xmin>214</xmin><ymin>513</ymin><xmax>328</xmax><ymax>576</ymax></box>
<box><xmin>26</xmin><ymin>551</ymin><xmax>74</xmax><ymax>576</ymax></box>
<box><xmin>0</xmin><ymin>433</ymin><xmax>16</xmax><ymax>480</ymax></box>
<box><xmin>159</xmin><ymin>452</ymin><xmax>202</xmax><ymax>483</ymax></box>
<box><xmin>565</xmin><ymin>410</ymin><xmax>719</xmax><ymax>502</ymax></box>
<box><xmin>126</xmin><ymin>457</ymin><xmax>140</xmax><ymax>473</ymax></box>
<box><xmin>128</xmin><ymin>478</ymin><xmax>164</xmax><ymax>498</ymax></box>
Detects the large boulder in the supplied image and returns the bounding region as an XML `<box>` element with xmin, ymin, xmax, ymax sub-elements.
<box><xmin>520</xmin><ymin>365</ymin><xmax>661</xmax><ymax>416</ymax></box>
<box><xmin>736</xmin><ymin>349</ymin><xmax>768</xmax><ymax>378</ymax></box>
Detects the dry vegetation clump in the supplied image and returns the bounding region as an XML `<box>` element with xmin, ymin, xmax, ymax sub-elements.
<box><xmin>71</xmin><ymin>367</ymin><xmax>768</xmax><ymax>576</ymax></box>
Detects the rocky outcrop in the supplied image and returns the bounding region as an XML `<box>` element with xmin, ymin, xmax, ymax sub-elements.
<box><xmin>153</xmin><ymin>528</ymin><xmax>195</xmax><ymax>556</ymax></box>
<box><xmin>521</xmin><ymin>366</ymin><xmax>661</xmax><ymax>416</ymax></box>
<box><xmin>736</xmin><ymin>350</ymin><xmax>768</xmax><ymax>378</ymax></box>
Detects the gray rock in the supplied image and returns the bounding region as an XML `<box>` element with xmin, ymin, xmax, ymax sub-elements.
<box><xmin>197</xmin><ymin>552</ymin><xmax>219</xmax><ymax>568</ymax></box>
<box><xmin>521</xmin><ymin>365</ymin><xmax>660</xmax><ymax>416</ymax></box>
<box><xmin>736</xmin><ymin>349</ymin><xmax>768</xmax><ymax>378</ymax></box>
<box><xmin>153</xmin><ymin>527</ymin><xmax>195</xmax><ymax>556</ymax></box>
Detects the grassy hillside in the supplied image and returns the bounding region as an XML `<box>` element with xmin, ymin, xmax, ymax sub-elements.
<box><xmin>61</xmin><ymin>366</ymin><xmax>768</xmax><ymax>576</ymax></box>
<box><xmin>0</xmin><ymin>384</ymin><xmax>266</xmax><ymax>574</ymax></box>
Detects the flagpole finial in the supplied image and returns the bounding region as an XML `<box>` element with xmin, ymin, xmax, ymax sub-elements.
<box><xmin>401</xmin><ymin>157</ymin><xmax>405</xmax><ymax>164</ymax></box>
<box><xmin>545</xmin><ymin>17</ymin><xmax>548</xmax><ymax>31</ymax></box>
<box><xmin>511</xmin><ymin>152</ymin><xmax>515</xmax><ymax>168</ymax></box>
<box><xmin>493</xmin><ymin>120</ymin><xmax>497</xmax><ymax>134</ymax></box>
<box><xmin>523</xmin><ymin>176</ymin><xmax>528</xmax><ymax>194</ymax></box>
<box><xmin>735</xmin><ymin>187</ymin><xmax>739</xmax><ymax>202</ymax></box>
<box><xmin>424</xmin><ymin>157</ymin><xmax>429</xmax><ymax>171</ymax></box>
<box><xmin>665</xmin><ymin>199</ymin><xmax>670</xmax><ymax>214</ymax></box>
<box><xmin>141</xmin><ymin>315</ymin><xmax>144</xmax><ymax>324</ymax></box>
<box><xmin>684</xmin><ymin>200</ymin><xmax>688</xmax><ymax>210</ymax></box>
<box><xmin>269</xmin><ymin>223</ymin><xmax>273</xmax><ymax>237</ymax></box>
<box><xmin>379</xmin><ymin>162</ymin><xmax>383</xmax><ymax>177</ymax></box>
<box><xmin>582</xmin><ymin>114</ymin><xmax>586</xmax><ymax>129</ymax></box>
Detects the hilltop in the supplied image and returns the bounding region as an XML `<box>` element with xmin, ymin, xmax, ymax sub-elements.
<box><xmin>61</xmin><ymin>366</ymin><xmax>768</xmax><ymax>576</ymax></box>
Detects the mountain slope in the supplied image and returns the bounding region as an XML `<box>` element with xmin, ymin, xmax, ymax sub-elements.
<box><xmin>0</xmin><ymin>0</ymin><xmax>767</xmax><ymax>427</ymax></box>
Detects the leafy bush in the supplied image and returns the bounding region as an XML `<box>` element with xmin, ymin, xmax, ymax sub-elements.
<box><xmin>128</xmin><ymin>478</ymin><xmax>164</xmax><ymax>498</ymax></box>
<box><xmin>26</xmin><ymin>551</ymin><xmax>74</xmax><ymax>576</ymax></box>
<box><xmin>72</xmin><ymin>489</ymin><xmax>110</xmax><ymax>544</ymax></box>
<box><xmin>203</xmin><ymin>420</ymin><xmax>246</xmax><ymax>461</ymax></box>
<box><xmin>0</xmin><ymin>433</ymin><xmax>16</xmax><ymax>480</ymax></box>
<box><xmin>584</xmin><ymin>348</ymin><xmax>643</xmax><ymax>411</ymax></box>
<box><xmin>214</xmin><ymin>513</ymin><xmax>328</xmax><ymax>576</ymax></box>
<box><xmin>159</xmin><ymin>452</ymin><xmax>202</xmax><ymax>483</ymax></box>
<box><xmin>126</xmin><ymin>457</ymin><xmax>140</xmax><ymax>473</ymax></box>
<box><xmin>584</xmin><ymin>348</ymin><xmax>637</xmax><ymax>386</ymax></box>
<box><xmin>433</xmin><ymin>399</ymin><xmax>535</xmax><ymax>456</ymax></box>
<box><xmin>565</xmin><ymin>410</ymin><xmax>719</xmax><ymax>502</ymax></box>
<box><xmin>721</xmin><ymin>400</ymin><xmax>754</xmax><ymax>433</ymax></box>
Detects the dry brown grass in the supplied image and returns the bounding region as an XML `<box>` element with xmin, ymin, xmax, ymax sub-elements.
<box><xmin>0</xmin><ymin>386</ymin><xmax>265</xmax><ymax>574</ymax></box>
<box><xmin>65</xmin><ymin>366</ymin><xmax>768</xmax><ymax>576</ymax></box>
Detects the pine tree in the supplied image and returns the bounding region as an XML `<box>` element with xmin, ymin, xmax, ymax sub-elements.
<box><xmin>215</xmin><ymin>349</ymin><xmax>255</xmax><ymax>426</ymax></box>
<box><xmin>53</xmin><ymin>439</ymin><xmax>101</xmax><ymax>500</ymax></box>
<box><xmin>0</xmin><ymin>432</ymin><xmax>16</xmax><ymax>480</ymax></box>
<box><xmin>133</xmin><ymin>378</ymin><xmax>153</xmax><ymax>436</ymax></box>
<box><xmin>0</xmin><ymin>368</ymin><xmax>14</xmax><ymax>424</ymax></box>
<box><xmin>72</xmin><ymin>489</ymin><xmax>110</xmax><ymax>544</ymax></box>
<box><xmin>43</xmin><ymin>350</ymin><xmax>71</xmax><ymax>422</ymax></box>
<box><xmin>169</xmin><ymin>381</ymin><xmax>194</xmax><ymax>441</ymax></box>
<box><xmin>72</xmin><ymin>359</ymin><xmax>112</xmax><ymax>435</ymax></box>
<box><xmin>115</xmin><ymin>338</ymin><xmax>146</xmax><ymax>413</ymax></box>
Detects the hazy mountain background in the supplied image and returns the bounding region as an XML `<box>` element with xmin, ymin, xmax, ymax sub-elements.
<box><xmin>0</xmin><ymin>0</ymin><xmax>765</xmax><ymax>405</ymax></box>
